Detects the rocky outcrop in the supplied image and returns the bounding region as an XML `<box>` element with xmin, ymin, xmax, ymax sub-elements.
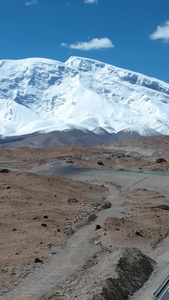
<box><xmin>90</xmin><ymin>248</ymin><xmax>155</xmax><ymax>300</ymax></box>
<box><xmin>48</xmin><ymin>248</ymin><xmax>155</xmax><ymax>300</ymax></box>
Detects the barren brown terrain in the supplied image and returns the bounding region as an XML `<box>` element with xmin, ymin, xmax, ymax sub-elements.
<box><xmin>1</xmin><ymin>135</ymin><xmax>169</xmax><ymax>299</ymax></box>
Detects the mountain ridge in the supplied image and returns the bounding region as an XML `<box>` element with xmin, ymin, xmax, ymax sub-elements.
<box><xmin>0</xmin><ymin>56</ymin><xmax>169</xmax><ymax>139</ymax></box>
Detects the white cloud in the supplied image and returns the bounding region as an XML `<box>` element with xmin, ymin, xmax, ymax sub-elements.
<box><xmin>25</xmin><ymin>0</ymin><xmax>39</xmax><ymax>6</ymax></box>
<box><xmin>84</xmin><ymin>0</ymin><xmax>97</xmax><ymax>3</ymax></box>
<box><xmin>62</xmin><ymin>38</ymin><xmax>114</xmax><ymax>51</ymax></box>
<box><xmin>61</xmin><ymin>43</ymin><xmax>67</xmax><ymax>47</ymax></box>
<box><xmin>150</xmin><ymin>20</ymin><xmax>169</xmax><ymax>42</ymax></box>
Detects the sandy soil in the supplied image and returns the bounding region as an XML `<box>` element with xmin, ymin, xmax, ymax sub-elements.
<box><xmin>1</xmin><ymin>135</ymin><xmax>169</xmax><ymax>299</ymax></box>
<box><xmin>0</xmin><ymin>170</ymin><xmax>105</xmax><ymax>294</ymax></box>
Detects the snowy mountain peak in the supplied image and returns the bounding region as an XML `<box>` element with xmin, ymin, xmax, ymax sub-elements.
<box><xmin>0</xmin><ymin>56</ymin><xmax>169</xmax><ymax>138</ymax></box>
<box><xmin>66</xmin><ymin>56</ymin><xmax>169</xmax><ymax>95</ymax></box>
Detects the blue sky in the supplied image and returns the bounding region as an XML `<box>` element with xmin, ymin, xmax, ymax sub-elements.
<box><xmin>0</xmin><ymin>0</ymin><xmax>169</xmax><ymax>82</ymax></box>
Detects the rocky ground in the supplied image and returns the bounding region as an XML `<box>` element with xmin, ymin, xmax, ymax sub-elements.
<box><xmin>0</xmin><ymin>135</ymin><xmax>169</xmax><ymax>299</ymax></box>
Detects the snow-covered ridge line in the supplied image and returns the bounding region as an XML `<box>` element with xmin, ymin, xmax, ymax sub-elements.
<box><xmin>66</xmin><ymin>56</ymin><xmax>169</xmax><ymax>95</ymax></box>
<box><xmin>0</xmin><ymin>55</ymin><xmax>169</xmax><ymax>138</ymax></box>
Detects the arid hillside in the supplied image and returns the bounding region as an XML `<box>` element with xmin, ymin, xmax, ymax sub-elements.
<box><xmin>1</xmin><ymin>135</ymin><xmax>169</xmax><ymax>300</ymax></box>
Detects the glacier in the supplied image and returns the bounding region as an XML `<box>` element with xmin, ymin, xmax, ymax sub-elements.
<box><xmin>0</xmin><ymin>56</ymin><xmax>169</xmax><ymax>138</ymax></box>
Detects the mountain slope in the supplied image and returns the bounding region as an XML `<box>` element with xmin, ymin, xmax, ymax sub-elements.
<box><xmin>0</xmin><ymin>56</ymin><xmax>169</xmax><ymax>138</ymax></box>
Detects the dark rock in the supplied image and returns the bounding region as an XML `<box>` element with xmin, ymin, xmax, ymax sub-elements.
<box><xmin>6</xmin><ymin>186</ymin><xmax>11</xmax><ymax>189</ymax></box>
<box><xmin>41</xmin><ymin>223</ymin><xmax>47</xmax><ymax>227</ymax></box>
<box><xmin>87</xmin><ymin>214</ymin><xmax>97</xmax><ymax>224</ymax></box>
<box><xmin>43</xmin><ymin>215</ymin><xmax>48</xmax><ymax>219</ymax></box>
<box><xmin>68</xmin><ymin>198</ymin><xmax>78</xmax><ymax>204</ymax></box>
<box><xmin>95</xmin><ymin>224</ymin><xmax>102</xmax><ymax>230</ymax></box>
<box><xmin>12</xmin><ymin>228</ymin><xmax>17</xmax><ymax>232</ymax></box>
<box><xmin>158</xmin><ymin>205</ymin><xmax>169</xmax><ymax>211</ymax></box>
<box><xmin>97</xmin><ymin>160</ymin><xmax>104</xmax><ymax>166</ymax></box>
<box><xmin>34</xmin><ymin>258</ymin><xmax>43</xmax><ymax>263</ymax></box>
<box><xmin>101</xmin><ymin>202</ymin><xmax>112</xmax><ymax>210</ymax></box>
<box><xmin>0</xmin><ymin>169</ymin><xmax>10</xmax><ymax>173</ymax></box>
<box><xmin>135</xmin><ymin>230</ymin><xmax>143</xmax><ymax>237</ymax></box>
<box><xmin>156</xmin><ymin>158</ymin><xmax>167</xmax><ymax>163</ymax></box>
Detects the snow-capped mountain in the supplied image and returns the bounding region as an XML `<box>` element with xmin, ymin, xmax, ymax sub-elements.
<box><xmin>0</xmin><ymin>56</ymin><xmax>169</xmax><ymax>138</ymax></box>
